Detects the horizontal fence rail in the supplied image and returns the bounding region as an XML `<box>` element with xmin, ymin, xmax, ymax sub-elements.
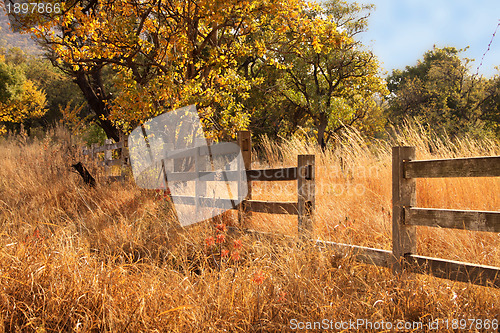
<box><xmin>244</xmin><ymin>200</ymin><xmax>299</xmax><ymax>215</ymax></box>
<box><xmin>405</xmin><ymin>207</ymin><xmax>500</xmax><ymax>232</ymax></box>
<box><xmin>157</xmin><ymin>167</ymin><xmax>301</xmax><ymax>183</ymax></box>
<box><xmin>405</xmin><ymin>156</ymin><xmax>500</xmax><ymax>178</ymax></box>
<box><xmin>405</xmin><ymin>255</ymin><xmax>500</xmax><ymax>288</ymax></box>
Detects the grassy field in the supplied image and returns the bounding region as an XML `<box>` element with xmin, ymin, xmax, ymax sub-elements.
<box><xmin>1</xmin><ymin>125</ymin><xmax>500</xmax><ymax>332</ymax></box>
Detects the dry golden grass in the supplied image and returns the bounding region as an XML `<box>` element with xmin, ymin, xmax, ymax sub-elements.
<box><xmin>1</xmin><ymin>125</ymin><xmax>500</xmax><ymax>332</ymax></box>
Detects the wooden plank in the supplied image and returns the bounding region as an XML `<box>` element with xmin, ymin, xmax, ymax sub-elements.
<box><xmin>298</xmin><ymin>155</ymin><xmax>315</xmax><ymax>240</ymax></box>
<box><xmin>164</xmin><ymin>171</ymin><xmax>237</xmax><ymax>182</ymax></box>
<box><xmin>170</xmin><ymin>195</ymin><xmax>239</xmax><ymax>209</ymax></box>
<box><xmin>244</xmin><ymin>200</ymin><xmax>298</xmax><ymax>215</ymax></box>
<box><xmin>106</xmin><ymin>141</ymin><xmax>123</xmax><ymax>150</ymax></box>
<box><xmin>195</xmin><ymin>147</ymin><xmax>206</xmax><ymax>213</ymax></box>
<box><xmin>82</xmin><ymin>142</ymin><xmax>123</xmax><ymax>155</ymax></box>
<box><xmin>154</xmin><ymin>168</ymin><xmax>300</xmax><ymax>182</ymax></box>
<box><xmin>405</xmin><ymin>156</ymin><xmax>500</xmax><ymax>178</ymax></box>
<box><xmin>162</xmin><ymin>142</ymin><xmax>241</xmax><ymax>161</ymax></box>
<box><xmin>405</xmin><ymin>254</ymin><xmax>500</xmax><ymax>288</ymax></box>
<box><xmin>103</xmin><ymin>159</ymin><xmax>123</xmax><ymax>167</ymax></box>
<box><xmin>108</xmin><ymin>175</ymin><xmax>125</xmax><ymax>182</ymax></box>
<box><xmin>246</xmin><ymin>167</ymin><xmax>298</xmax><ymax>181</ymax></box>
<box><xmin>318</xmin><ymin>240</ymin><xmax>395</xmax><ymax>269</ymax></box>
<box><xmin>392</xmin><ymin>147</ymin><xmax>417</xmax><ymax>271</ymax></box>
<box><xmin>228</xmin><ymin>227</ymin><xmax>394</xmax><ymax>269</ymax></box>
<box><xmin>406</xmin><ymin>207</ymin><xmax>500</xmax><ymax>233</ymax></box>
<box><xmin>104</xmin><ymin>139</ymin><xmax>113</xmax><ymax>175</ymax></box>
<box><xmin>238</xmin><ymin>131</ymin><xmax>252</xmax><ymax>229</ymax></box>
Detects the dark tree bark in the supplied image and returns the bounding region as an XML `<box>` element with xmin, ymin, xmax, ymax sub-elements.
<box><xmin>73</xmin><ymin>69</ymin><xmax>120</xmax><ymax>142</ymax></box>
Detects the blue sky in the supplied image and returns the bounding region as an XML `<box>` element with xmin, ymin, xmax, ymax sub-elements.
<box><xmin>355</xmin><ymin>0</ymin><xmax>500</xmax><ymax>78</ymax></box>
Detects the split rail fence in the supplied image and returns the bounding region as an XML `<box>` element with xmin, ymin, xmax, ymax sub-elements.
<box><xmin>82</xmin><ymin>135</ymin><xmax>500</xmax><ymax>288</ymax></box>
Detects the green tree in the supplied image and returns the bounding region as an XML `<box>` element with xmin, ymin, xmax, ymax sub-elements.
<box><xmin>243</xmin><ymin>0</ymin><xmax>387</xmax><ymax>148</ymax></box>
<box><xmin>386</xmin><ymin>46</ymin><xmax>499</xmax><ymax>138</ymax></box>
<box><xmin>0</xmin><ymin>56</ymin><xmax>47</xmax><ymax>134</ymax></box>
<box><xmin>0</xmin><ymin>47</ymin><xmax>85</xmax><ymax>130</ymax></box>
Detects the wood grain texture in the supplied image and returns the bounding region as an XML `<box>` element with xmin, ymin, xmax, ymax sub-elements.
<box><xmin>298</xmin><ymin>154</ymin><xmax>315</xmax><ymax>240</ymax></box>
<box><xmin>405</xmin><ymin>156</ymin><xmax>500</xmax><ymax>178</ymax></box>
<box><xmin>244</xmin><ymin>200</ymin><xmax>298</xmax><ymax>215</ymax></box>
<box><xmin>392</xmin><ymin>147</ymin><xmax>417</xmax><ymax>265</ymax></box>
<box><xmin>405</xmin><ymin>254</ymin><xmax>500</xmax><ymax>288</ymax></box>
<box><xmin>405</xmin><ymin>207</ymin><xmax>500</xmax><ymax>232</ymax></box>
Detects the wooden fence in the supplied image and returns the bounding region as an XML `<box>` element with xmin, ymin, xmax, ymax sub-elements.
<box><xmin>145</xmin><ymin>131</ymin><xmax>315</xmax><ymax>238</ymax></box>
<box><xmin>81</xmin><ymin>136</ymin><xmax>129</xmax><ymax>182</ymax></box>
<box><xmin>81</xmin><ymin>131</ymin><xmax>315</xmax><ymax>238</ymax></box>
<box><xmin>82</xmin><ymin>135</ymin><xmax>500</xmax><ymax>288</ymax></box>
<box><xmin>304</xmin><ymin>146</ymin><xmax>500</xmax><ymax>289</ymax></box>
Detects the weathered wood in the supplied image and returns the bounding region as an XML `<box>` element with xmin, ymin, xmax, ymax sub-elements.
<box><xmin>246</xmin><ymin>167</ymin><xmax>298</xmax><ymax>181</ymax></box>
<box><xmin>120</xmin><ymin>133</ymin><xmax>129</xmax><ymax>180</ymax></box>
<box><xmin>170</xmin><ymin>195</ymin><xmax>240</xmax><ymax>209</ymax></box>
<box><xmin>91</xmin><ymin>143</ymin><xmax>98</xmax><ymax>158</ymax></box>
<box><xmin>228</xmin><ymin>227</ymin><xmax>395</xmax><ymax>269</ymax></box>
<box><xmin>244</xmin><ymin>200</ymin><xmax>298</xmax><ymax>215</ymax></box>
<box><xmin>163</xmin><ymin>142</ymin><xmax>240</xmax><ymax>160</ymax></box>
<box><xmin>298</xmin><ymin>155</ymin><xmax>315</xmax><ymax>240</ymax></box>
<box><xmin>392</xmin><ymin>147</ymin><xmax>417</xmax><ymax>271</ymax></box>
<box><xmin>166</xmin><ymin>170</ymin><xmax>234</xmax><ymax>182</ymax></box>
<box><xmin>154</xmin><ymin>167</ymin><xmax>299</xmax><ymax>183</ymax></box>
<box><xmin>195</xmin><ymin>147</ymin><xmax>207</xmax><ymax>211</ymax></box>
<box><xmin>318</xmin><ymin>240</ymin><xmax>396</xmax><ymax>269</ymax></box>
<box><xmin>103</xmin><ymin>159</ymin><xmax>123</xmax><ymax>167</ymax></box>
<box><xmin>405</xmin><ymin>156</ymin><xmax>500</xmax><ymax>178</ymax></box>
<box><xmin>84</xmin><ymin>141</ymin><xmax>123</xmax><ymax>154</ymax></box>
<box><xmin>406</xmin><ymin>207</ymin><xmax>500</xmax><ymax>232</ymax></box>
<box><xmin>238</xmin><ymin>131</ymin><xmax>252</xmax><ymax>228</ymax></box>
<box><xmin>405</xmin><ymin>254</ymin><xmax>500</xmax><ymax>288</ymax></box>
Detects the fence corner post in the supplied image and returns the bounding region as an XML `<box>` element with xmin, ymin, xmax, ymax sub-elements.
<box><xmin>237</xmin><ymin>131</ymin><xmax>252</xmax><ymax>229</ymax></box>
<box><xmin>298</xmin><ymin>154</ymin><xmax>315</xmax><ymax>241</ymax></box>
<box><xmin>392</xmin><ymin>146</ymin><xmax>417</xmax><ymax>273</ymax></box>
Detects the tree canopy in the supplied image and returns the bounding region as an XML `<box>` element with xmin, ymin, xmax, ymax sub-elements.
<box><xmin>5</xmin><ymin>0</ymin><xmax>386</xmax><ymax>145</ymax></box>
<box><xmin>0</xmin><ymin>53</ymin><xmax>47</xmax><ymax>135</ymax></box>
<box><xmin>386</xmin><ymin>46</ymin><xmax>500</xmax><ymax>138</ymax></box>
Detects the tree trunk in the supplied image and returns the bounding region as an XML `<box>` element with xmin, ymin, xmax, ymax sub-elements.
<box><xmin>317</xmin><ymin>113</ymin><xmax>328</xmax><ymax>150</ymax></box>
<box><xmin>73</xmin><ymin>70</ymin><xmax>120</xmax><ymax>142</ymax></box>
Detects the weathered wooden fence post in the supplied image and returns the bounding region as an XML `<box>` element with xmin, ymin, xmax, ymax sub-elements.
<box><xmin>195</xmin><ymin>146</ymin><xmax>207</xmax><ymax>212</ymax></box>
<box><xmin>392</xmin><ymin>146</ymin><xmax>417</xmax><ymax>272</ymax></box>
<box><xmin>91</xmin><ymin>143</ymin><xmax>97</xmax><ymax>160</ymax></box>
<box><xmin>237</xmin><ymin>131</ymin><xmax>252</xmax><ymax>228</ymax></box>
<box><xmin>104</xmin><ymin>139</ymin><xmax>113</xmax><ymax>176</ymax></box>
<box><xmin>120</xmin><ymin>133</ymin><xmax>129</xmax><ymax>181</ymax></box>
<box><xmin>298</xmin><ymin>154</ymin><xmax>315</xmax><ymax>240</ymax></box>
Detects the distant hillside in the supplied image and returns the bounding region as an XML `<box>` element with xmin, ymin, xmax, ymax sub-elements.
<box><xmin>0</xmin><ymin>7</ymin><xmax>41</xmax><ymax>54</ymax></box>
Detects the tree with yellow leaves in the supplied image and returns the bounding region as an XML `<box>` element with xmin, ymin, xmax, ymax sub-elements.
<box><xmin>8</xmin><ymin>0</ymin><xmax>384</xmax><ymax>145</ymax></box>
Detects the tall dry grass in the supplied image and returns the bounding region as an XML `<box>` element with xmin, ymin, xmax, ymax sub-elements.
<box><xmin>1</xmin><ymin>124</ymin><xmax>500</xmax><ymax>332</ymax></box>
